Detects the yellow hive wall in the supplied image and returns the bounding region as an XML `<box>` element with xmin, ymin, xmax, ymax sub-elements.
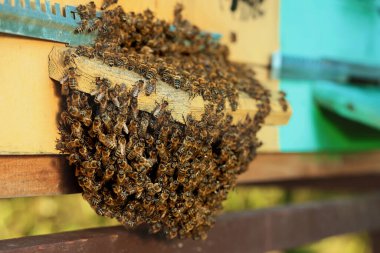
<box><xmin>0</xmin><ymin>0</ymin><xmax>279</xmax><ymax>154</ymax></box>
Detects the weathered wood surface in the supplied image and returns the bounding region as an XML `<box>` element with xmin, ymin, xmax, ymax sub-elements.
<box><xmin>1</xmin><ymin>192</ymin><xmax>380</xmax><ymax>253</ymax></box>
<box><xmin>1</xmin><ymin>152</ymin><xmax>380</xmax><ymax>198</ymax></box>
<box><xmin>49</xmin><ymin>47</ymin><xmax>291</xmax><ymax>125</ymax></box>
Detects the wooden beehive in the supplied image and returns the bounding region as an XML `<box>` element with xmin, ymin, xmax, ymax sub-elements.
<box><xmin>0</xmin><ymin>0</ymin><xmax>289</xmax><ymax>155</ymax></box>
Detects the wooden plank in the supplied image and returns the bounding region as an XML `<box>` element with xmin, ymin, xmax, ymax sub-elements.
<box><xmin>1</xmin><ymin>192</ymin><xmax>380</xmax><ymax>253</ymax></box>
<box><xmin>0</xmin><ymin>156</ymin><xmax>80</xmax><ymax>198</ymax></box>
<box><xmin>48</xmin><ymin>47</ymin><xmax>291</xmax><ymax>125</ymax></box>
<box><xmin>0</xmin><ymin>0</ymin><xmax>281</xmax><ymax>155</ymax></box>
<box><xmin>1</xmin><ymin>152</ymin><xmax>380</xmax><ymax>198</ymax></box>
<box><xmin>240</xmin><ymin>151</ymin><xmax>380</xmax><ymax>183</ymax></box>
<box><xmin>254</xmin><ymin>174</ymin><xmax>380</xmax><ymax>191</ymax></box>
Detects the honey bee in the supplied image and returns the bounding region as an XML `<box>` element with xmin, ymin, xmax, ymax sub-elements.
<box><xmin>132</xmin><ymin>159</ymin><xmax>147</xmax><ymax>173</ymax></box>
<box><xmin>76</xmin><ymin>45</ymin><xmax>95</xmax><ymax>58</ymax></box>
<box><xmin>145</xmin><ymin>67</ymin><xmax>157</xmax><ymax>80</ymax></box>
<box><xmin>59</xmin><ymin>74</ymin><xmax>70</xmax><ymax>96</ymax></box>
<box><xmin>99</xmin><ymin>133</ymin><xmax>117</xmax><ymax>150</ymax></box>
<box><xmin>127</xmin><ymin>171</ymin><xmax>139</xmax><ymax>182</ymax></box>
<box><xmin>101</xmin><ymin>148</ymin><xmax>111</xmax><ymax>165</ymax></box>
<box><xmin>184</xmin><ymin>199</ymin><xmax>194</xmax><ymax>209</ymax></box>
<box><xmin>116</xmin><ymin>170</ymin><xmax>126</xmax><ymax>184</ymax></box>
<box><xmin>84</xmin><ymin>194</ymin><xmax>101</xmax><ymax>207</ymax></box>
<box><xmin>130</xmin><ymin>98</ymin><xmax>139</xmax><ymax>120</ymax></box>
<box><xmin>127</xmin><ymin>142</ymin><xmax>144</xmax><ymax>161</ymax></box>
<box><xmin>156</xmin><ymin>163</ymin><xmax>167</xmax><ymax>177</ymax></box>
<box><xmin>149</xmin><ymin>222</ymin><xmax>162</xmax><ymax>234</ymax></box>
<box><xmin>177</xmin><ymin>169</ymin><xmax>189</xmax><ymax>186</ymax></box>
<box><xmin>152</xmin><ymin>100</ymin><xmax>169</xmax><ymax>118</ymax></box>
<box><xmin>93</xmin><ymin>143</ymin><xmax>103</xmax><ymax>160</ymax></box>
<box><xmin>63</xmin><ymin>51</ymin><xmax>76</xmax><ymax>66</ymax></box>
<box><xmin>124</xmin><ymin>135</ymin><xmax>136</xmax><ymax>155</ymax></box>
<box><xmin>78</xmin><ymin>176</ymin><xmax>92</xmax><ymax>190</ymax></box>
<box><xmin>144</xmin><ymin>79</ymin><xmax>156</xmax><ymax>96</ymax></box>
<box><xmin>74</xmin><ymin>19</ymin><xmax>89</xmax><ymax>34</ymax></box>
<box><xmin>101</xmin><ymin>0</ymin><xmax>118</xmax><ymax>10</ymax></box>
<box><xmin>138</xmin><ymin>115</ymin><xmax>150</xmax><ymax>136</ymax></box>
<box><xmin>161</xmin><ymin>68</ymin><xmax>174</xmax><ymax>84</ymax></box>
<box><xmin>116</xmin><ymin>161</ymin><xmax>131</xmax><ymax>175</ymax></box>
<box><xmin>134</xmin><ymin>185</ymin><xmax>144</xmax><ymax>199</ymax></box>
<box><xmin>78</xmin><ymin>146</ymin><xmax>89</xmax><ymax>159</ymax></box>
<box><xmin>104</xmin><ymin>165</ymin><xmax>115</xmax><ymax>181</ymax></box>
<box><xmin>80</xmin><ymin>109</ymin><xmax>92</xmax><ymax>127</ymax></box>
<box><xmin>70</xmin><ymin>91</ymin><xmax>81</xmax><ymax>107</ymax></box>
<box><xmin>86</xmin><ymin>1</ymin><xmax>96</xmax><ymax>19</ymax></box>
<box><xmin>132</xmin><ymin>80</ymin><xmax>144</xmax><ymax>98</ymax></box>
<box><xmin>92</xmin><ymin>84</ymin><xmax>109</xmax><ymax>104</ymax></box>
<box><xmin>82</xmin><ymin>165</ymin><xmax>95</xmax><ymax>178</ymax></box>
<box><xmin>68</xmin><ymin>77</ymin><xmax>78</xmax><ymax>90</ymax></box>
<box><xmin>126</xmin><ymin>57</ymin><xmax>137</xmax><ymax>71</ymax></box>
<box><xmin>169</xmin><ymin>191</ymin><xmax>178</xmax><ymax>203</ymax></box>
<box><xmin>107</xmin><ymin>88</ymin><xmax>120</xmax><ymax>108</ymax></box>
<box><xmin>66</xmin><ymin>138</ymin><xmax>81</xmax><ymax>149</ymax></box>
<box><xmin>136</xmin><ymin>63</ymin><xmax>148</xmax><ymax>77</ymax></box>
<box><xmin>114</xmin><ymin>115</ymin><xmax>127</xmax><ymax>135</ymax></box>
<box><xmin>68</xmin><ymin>153</ymin><xmax>80</xmax><ymax>166</ymax></box>
<box><xmin>89</xmin><ymin>116</ymin><xmax>102</xmax><ymax>137</ymax></box>
<box><xmin>76</xmin><ymin>4</ymin><xmax>88</xmax><ymax>18</ymax></box>
<box><xmin>113</xmin><ymin>184</ymin><xmax>123</xmax><ymax>197</ymax></box>
<box><xmin>145</xmin><ymin>133</ymin><xmax>154</xmax><ymax>147</ymax></box>
<box><xmin>70</xmin><ymin>121</ymin><xmax>83</xmax><ymax>138</ymax></box>
<box><xmin>60</xmin><ymin>111</ymin><xmax>74</xmax><ymax>126</ymax></box>
<box><xmin>169</xmin><ymin>180</ymin><xmax>179</xmax><ymax>192</ymax></box>
<box><xmin>172</xmin><ymin>75</ymin><xmax>182</xmax><ymax>89</ymax></box>
<box><xmin>88</xmin><ymin>18</ymin><xmax>101</xmax><ymax>33</ymax></box>
<box><xmin>115</xmin><ymin>137</ymin><xmax>126</xmax><ymax>158</ymax></box>
<box><xmin>184</xmin><ymin>221</ymin><xmax>195</xmax><ymax>233</ymax></box>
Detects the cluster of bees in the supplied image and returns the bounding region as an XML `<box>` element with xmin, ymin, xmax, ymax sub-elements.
<box><xmin>56</xmin><ymin>1</ymin><xmax>275</xmax><ymax>240</ymax></box>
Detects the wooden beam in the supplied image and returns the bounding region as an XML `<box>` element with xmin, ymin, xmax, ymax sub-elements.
<box><xmin>1</xmin><ymin>192</ymin><xmax>380</xmax><ymax>253</ymax></box>
<box><xmin>239</xmin><ymin>151</ymin><xmax>380</xmax><ymax>183</ymax></box>
<box><xmin>48</xmin><ymin>47</ymin><xmax>291</xmax><ymax>125</ymax></box>
<box><xmin>1</xmin><ymin>152</ymin><xmax>380</xmax><ymax>198</ymax></box>
<box><xmin>253</xmin><ymin>174</ymin><xmax>380</xmax><ymax>191</ymax></box>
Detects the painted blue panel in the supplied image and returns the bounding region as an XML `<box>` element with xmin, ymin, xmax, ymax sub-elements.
<box><xmin>279</xmin><ymin>0</ymin><xmax>380</xmax><ymax>152</ymax></box>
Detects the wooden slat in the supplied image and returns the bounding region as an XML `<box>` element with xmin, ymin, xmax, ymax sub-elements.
<box><xmin>1</xmin><ymin>192</ymin><xmax>380</xmax><ymax>253</ymax></box>
<box><xmin>254</xmin><ymin>174</ymin><xmax>380</xmax><ymax>191</ymax></box>
<box><xmin>0</xmin><ymin>156</ymin><xmax>79</xmax><ymax>197</ymax></box>
<box><xmin>240</xmin><ymin>151</ymin><xmax>380</xmax><ymax>183</ymax></box>
<box><xmin>1</xmin><ymin>152</ymin><xmax>380</xmax><ymax>198</ymax></box>
<box><xmin>48</xmin><ymin>47</ymin><xmax>291</xmax><ymax>126</ymax></box>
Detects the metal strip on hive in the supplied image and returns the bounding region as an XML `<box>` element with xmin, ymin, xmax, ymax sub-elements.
<box><xmin>0</xmin><ymin>0</ymin><xmax>96</xmax><ymax>45</ymax></box>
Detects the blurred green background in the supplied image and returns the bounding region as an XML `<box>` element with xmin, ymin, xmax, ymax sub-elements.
<box><xmin>0</xmin><ymin>187</ymin><xmax>372</xmax><ymax>253</ymax></box>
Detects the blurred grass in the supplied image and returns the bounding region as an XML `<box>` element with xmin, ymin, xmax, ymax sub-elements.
<box><xmin>0</xmin><ymin>187</ymin><xmax>373</xmax><ymax>253</ymax></box>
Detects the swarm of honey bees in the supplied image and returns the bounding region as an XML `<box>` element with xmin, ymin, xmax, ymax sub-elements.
<box><xmin>56</xmin><ymin>1</ymin><xmax>277</xmax><ymax>240</ymax></box>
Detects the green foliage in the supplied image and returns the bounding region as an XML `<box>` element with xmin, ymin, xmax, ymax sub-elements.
<box><xmin>0</xmin><ymin>194</ymin><xmax>117</xmax><ymax>239</ymax></box>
